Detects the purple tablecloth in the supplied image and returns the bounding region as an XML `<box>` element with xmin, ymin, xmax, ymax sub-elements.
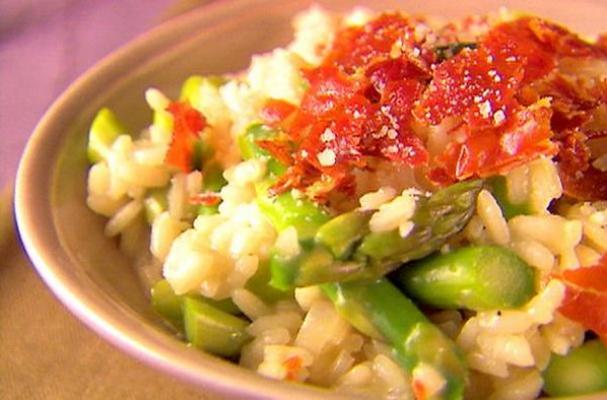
<box><xmin>0</xmin><ymin>0</ymin><xmax>175</xmax><ymax>188</ymax></box>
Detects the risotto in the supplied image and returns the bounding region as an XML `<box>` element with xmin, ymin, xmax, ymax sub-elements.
<box><xmin>86</xmin><ymin>6</ymin><xmax>607</xmax><ymax>400</ymax></box>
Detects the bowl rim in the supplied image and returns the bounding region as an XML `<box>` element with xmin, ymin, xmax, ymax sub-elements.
<box><xmin>13</xmin><ymin>0</ymin><xmax>344</xmax><ymax>398</ymax></box>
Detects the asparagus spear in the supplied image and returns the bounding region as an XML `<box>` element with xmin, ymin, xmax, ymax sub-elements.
<box><xmin>543</xmin><ymin>339</ymin><xmax>607</xmax><ymax>397</ymax></box>
<box><xmin>322</xmin><ymin>279</ymin><xmax>467</xmax><ymax>400</ymax></box>
<box><xmin>245</xmin><ymin>259</ymin><xmax>293</xmax><ymax>303</ymax></box>
<box><xmin>151</xmin><ymin>280</ymin><xmax>251</xmax><ymax>357</ymax></box>
<box><xmin>270</xmin><ymin>180</ymin><xmax>483</xmax><ymax>289</ymax></box>
<box><xmin>237</xmin><ymin>124</ymin><xmax>481</xmax><ymax>288</ymax></box>
<box><xmin>315</xmin><ymin>210</ymin><xmax>373</xmax><ymax>259</ymax></box>
<box><xmin>151</xmin><ymin>279</ymin><xmax>240</xmax><ymax>328</ymax></box>
<box><xmin>270</xmin><ymin>241</ymin><xmax>365</xmax><ymax>290</ymax></box>
<box><xmin>485</xmin><ymin>175</ymin><xmax>531</xmax><ymax>219</ymax></box>
<box><xmin>183</xmin><ymin>296</ymin><xmax>251</xmax><ymax>357</ymax></box>
<box><xmin>196</xmin><ymin>161</ymin><xmax>227</xmax><ymax>216</ymax></box>
<box><xmin>239</xmin><ymin>123</ymin><xmax>482</xmax><ymax>288</ymax></box>
<box><xmin>151</xmin><ymin>279</ymin><xmax>184</xmax><ymax>329</ymax></box>
<box><xmin>355</xmin><ymin>179</ymin><xmax>483</xmax><ymax>266</ymax></box>
<box><xmin>256</xmin><ymin>180</ymin><xmax>331</xmax><ymax>242</ymax></box>
<box><xmin>397</xmin><ymin>245</ymin><xmax>535</xmax><ymax>311</ymax></box>
<box><xmin>87</xmin><ymin>107</ymin><xmax>126</xmax><ymax>163</ymax></box>
<box><xmin>239</xmin><ymin>122</ymin><xmax>468</xmax><ymax>398</ymax></box>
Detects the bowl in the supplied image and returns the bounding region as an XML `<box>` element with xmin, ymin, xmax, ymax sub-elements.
<box><xmin>14</xmin><ymin>0</ymin><xmax>607</xmax><ymax>398</ymax></box>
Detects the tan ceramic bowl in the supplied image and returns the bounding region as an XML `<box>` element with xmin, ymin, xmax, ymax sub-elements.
<box><xmin>14</xmin><ymin>0</ymin><xmax>607</xmax><ymax>398</ymax></box>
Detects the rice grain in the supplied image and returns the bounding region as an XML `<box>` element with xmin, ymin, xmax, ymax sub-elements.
<box><xmin>477</xmin><ymin>189</ymin><xmax>510</xmax><ymax>245</ymax></box>
<box><xmin>105</xmin><ymin>199</ymin><xmax>143</xmax><ymax>237</ymax></box>
<box><xmin>232</xmin><ymin>288</ymin><xmax>271</xmax><ymax>320</ymax></box>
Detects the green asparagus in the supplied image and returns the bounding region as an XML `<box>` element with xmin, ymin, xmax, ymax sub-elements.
<box><xmin>202</xmin><ymin>161</ymin><xmax>227</xmax><ymax>192</ymax></box>
<box><xmin>151</xmin><ymin>280</ymin><xmax>251</xmax><ymax>357</ymax></box>
<box><xmin>323</xmin><ymin>279</ymin><xmax>467</xmax><ymax>400</ymax></box>
<box><xmin>191</xmin><ymin>139</ymin><xmax>213</xmax><ymax>171</ymax></box>
<box><xmin>256</xmin><ymin>180</ymin><xmax>331</xmax><ymax>241</ymax></box>
<box><xmin>196</xmin><ymin>161</ymin><xmax>227</xmax><ymax>216</ymax></box>
<box><xmin>270</xmin><ymin>242</ymin><xmax>368</xmax><ymax>290</ymax></box>
<box><xmin>397</xmin><ymin>245</ymin><xmax>535</xmax><ymax>311</ymax></box>
<box><xmin>543</xmin><ymin>339</ymin><xmax>607</xmax><ymax>397</ymax></box>
<box><xmin>486</xmin><ymin>176</ymin><xmax>531</xmax><ymax>219</ymax></box>
<box><xmin>270</xmin><ymin>180</ymin><xmax>482</xmax><ymax>289</ymax></box>
<box><xmin>151</xmin><ymin>279</ymin><xmax>184</xmax><ymax>329</ymax></box>
<box><xmin>197</xmin><ymin>204</ymin><xmax>220</xmax><ymax>216</ymax></box>
<box><xmin>87</xmin><ymin>107</ymin><xmax>126</xmax><ymax>163</ymax></box>
<box><xmin>153</xmin><ymin>106</ymin><xmax>173</xmax><ymax>138</ymax></box>
<box><xmin>356</xmin><ymin>179</ymin><xmax>482</xmax><ymax>265</ymax></box>
<box><xmin>151</xmin><ymin>279</ymin><xmax>240</xmax><ymax>329</ymax></box>
<box><xmin>179</xmin><ymin>75</ymin><xmax>226</xmax><ymax>107</ymax></box>
<box><xmin>182</xmin><ymin>296</ymin><xmax>251</xmax><ymax>357</ymax></box>
<box><xmin>315</xmin><ymin>210</ymin><xmax>373</xmax><ymax>259</ymax></box>
<box><xmin>189</xmin><ymin>120</ymin><xmax>475</xmax><ymax>397</ymax></box>
<box><xmin>245</xmin><ymin>259</ymin><xmax>293</xmax><ymax>303</ymax></box>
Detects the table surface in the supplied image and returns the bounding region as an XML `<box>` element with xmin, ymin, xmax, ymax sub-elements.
<box><xmin>0</xmin><ymin>1</ymin><xmax>226</xmax><ymax>398</ymax></box>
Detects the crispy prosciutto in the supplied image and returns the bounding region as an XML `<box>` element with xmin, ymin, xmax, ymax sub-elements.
<box><xmin>261</xmin><ymin>13</ymin><xmax>431</xmax><ymax>200</ymax></box>
<box><xmin>431</xmin><ymin>101</ymin><xmax>556</xmax><ymax>181</ymax></box>
<box><xmin>415</xmin><ymin>46</ymin><xmax>524</xmax><ymax>129</ymax></box>
<box><xmin>189</xmin><ymin>192</ymin><xmax>221</xmax><ymax>206</ymax></box>
<box><xmin>414</xmin><ymin>16</ymin><xmax>604</xmax><ymax>182</ymax></box>
<box><xmin>165</xmin><ymin>101</ymin><xmax>207</xmax><ymax>172</ymax></box>
<box><xmin>557</xmin><ymin>130</ymin><xmax>607</xmax><ymax>201</ymax></box>
<box><xmin>258</xmin><ymin>12</ymin><xmax>607</xmax><ymax>200</ymax></box>
<box><xmin>559</xmin><ymin>255</ymin><xmax>607</xmax><ymax>340</ymax></box>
